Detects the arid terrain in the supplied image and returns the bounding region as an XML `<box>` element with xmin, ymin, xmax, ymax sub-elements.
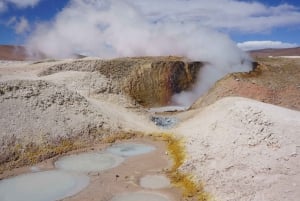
<box><xmin>0</xmin><ymin>46</ymin><xmax>299</xmax><ymax>201</ymax></box>
<box><xmin>194</xmin><ymin>57</ymin><xmax>300</xmax><ymax>111</ymax></box>
<box><xmin>250</xmin><ymin>47</ymin><xmax>300</xmax><ymax>58</ymax></box>
<box><xmin>0</xmin><ymin>45</ymin><xmax>28</xmax><ymax>61</ymax></box>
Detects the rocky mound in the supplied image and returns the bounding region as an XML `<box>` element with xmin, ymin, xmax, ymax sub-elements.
<box><xmin>0</xmin><ymin>80</ymin><xmax>113</xmax><ymax>167</ymax></box>
<box><xmin>175</xmin><ymin>97</ymin><xmax>300</xmax><ymax>201</ymax></box>
<box><xmin>193</xmin><ymin>57</ymin><xmax>300</xmax><ymax>111</ymax></box>
<box><xmin>37</xmin><ymin>57</ymin><xmax>203</xmax><ymax>107</ymax></box>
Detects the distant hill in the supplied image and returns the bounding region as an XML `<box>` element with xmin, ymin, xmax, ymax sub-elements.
<box><xmin>2</xmin><ymin>44</ymin><xmax>300</xmax><ymax>61</ymax></box>
<box><xmin>249</xmin><ymin>47</ymin><xmax>300</xmax><ymax>58</ymax></box>
<box><xmin>0</xmin><ymin>45</ymin><xmax>28</xmax><ymax>61</ymax></box>
<box><xmin>0</xmin><ymin>45</ymin><xmax>87</xmax><ymax>61</ymax></box>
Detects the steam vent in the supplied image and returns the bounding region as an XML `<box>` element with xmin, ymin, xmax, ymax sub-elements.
<box><xmin>39</xmin><ymin>56</ymin><xmax>203</xmax><ymax>107</ymax></box>
<box><xmin>122</xmin><ymin>57</ymin><xmax>203</xmax><ymax>106</ymax></box>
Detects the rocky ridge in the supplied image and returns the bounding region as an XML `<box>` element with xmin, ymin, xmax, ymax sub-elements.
<box><xmin>193</xmin><ymin>57</ymin><xmax>300</xmax><ymax>111</ymax></box>
<box><xmin>37</xmin><ymin>57</ymin><xmax>203</xmax><ymax>106</ymax></box>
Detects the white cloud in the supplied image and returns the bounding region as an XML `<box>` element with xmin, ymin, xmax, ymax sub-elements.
<box><xmin>15</xmin><ymin>17</ymin><xmax>30</xmax><ymax>34</ymax></box>
<box><xmin>27</xmin><ymin>0</ymin><xmax>251</xmax><ymax>64</ymax></box>
<box><xmin>0</xmin><ymin>0</ymin><xmax>41</xmax><ymax>11</ymax></box>
<box><xmin>7</xmin><ymin>16</ymin><xmax>17</xmax><ymax>26</ymax></box>
<box><xmin>128</xmin><ymin>0</ymin><xmax>300</xmax><ymax>32</ymax></box>
<box><xmin>22</xmin><ymin>0</ymin><xmax>300</xmax><ymax>107</ymax></box>
<box><xmin>26</xmin><ymin>0</ymin><xmax>254</xmax><ymax>107</ymax></box>
<box><xmin>26</xmin><ymin>0</ymin><xmax>300</xmax><ymax>59</ymax></box>
<box><xmin>7</xmin><ymin>0</ymin><xmax>41</xmax><ymax>7</ymax></box>
<box><xmin>7</xmin><ymin>16</ymin><xmax>30</xmax><ymax>34</ymax></box>
<box><xmin>237</xmin><ymin>41</ymin><xmax>299</xmax><ymax>51</ymax></box>
<box><xmin>0</xmin><ymin>2</ymin><xmax>7</xmax><ymax>12</ymax></box>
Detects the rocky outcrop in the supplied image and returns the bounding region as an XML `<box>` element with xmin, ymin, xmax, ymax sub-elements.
<box><xmin>38</xmin><ymin>57</ymin><xmax>203</xmax><ymax>107</ymax></box>
<box><xmin>124</xmin><ymin>60</ymin><xmax>203</xmax><ymax>106</ymax></box>
<box><xmin>192</xmin><ymin>58</ymin><xmax>300</xmax><ymax>111</ymax></box>
<box><xmin>0</xmin><ymin>80</ymin><xmax>111</xmax><ymax>166</ymax></box>
<box><xmin>0</xmin><ymin>78</ymin><xmax>147</xmax><ymax>172</ymax></box>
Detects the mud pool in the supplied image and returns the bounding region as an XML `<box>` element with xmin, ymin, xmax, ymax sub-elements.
<box><xmin>0</xmin><ymin>170</ymin><xmax>89</xmax><ymax>201</ymax></box>
<box><xmin>55</xmin><ymin>152</ymin><xmax>124</xmax><ymax>172</ymax></box>
<box><xmin>140</xmin><ymin>174</ymin><xmax>171</xmax><ymax>189</ymax></box>
<box><xmin>107</xmin><ymin>142</ymin><xmax>156</xmax><ymax>157</ymax></box>
<box><xmin>0</xmin><ymin>140</ymin><xmax>182</xmax><ymax>201</ymax></box>
<box><xmin>111</xmin><ymin>192</ymin><xmax>170</xmax><ymax>201</ymax></box>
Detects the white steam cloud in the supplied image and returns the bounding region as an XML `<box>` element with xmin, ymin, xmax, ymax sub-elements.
<box><xmin>7</xmin><ymin>16</ymin><xmax>30</xmax><ymax>34</ymax></box>
<box><xmin>237</xmin><ymin>40</ymin><xmax>299</xmax><ymax>51</ymax></box>
<box><xmin>26</xmin><ymin>0</ymin><xmax>253</xmax><ymax>107</ymax></box>
<box><xmin>0</xmin><ymin>0</ymin><xmax>41</xmax><ymax>11</ymax></box>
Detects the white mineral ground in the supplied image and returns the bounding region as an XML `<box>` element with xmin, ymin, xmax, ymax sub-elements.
<box><xmin>173</xmin><ymin>97</ymin><xmax>300</xmax><ymax>201</ymax></box>
<box><xmin>270</xmin><ymin>56</ymin><xmax>300</xmax><ymax>59</ymax></box>
<box><xmin>0</xmin><ymin>59</ymin><xmax>300</xmax><ymax>201</ymax></box>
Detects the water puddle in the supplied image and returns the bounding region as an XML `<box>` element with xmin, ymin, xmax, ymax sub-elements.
<box><xmin>0</xmin><ymin>170</ymin><xmax>89</xmax><ymax>201</ymax></box>
<box><xmin>30</xmin><ymin>166</ymin><xmax>41</xmax><ymax>172</ymax></box>
<box><xmin>149</xmin><ymin>106</ymin><xmax>189</xmax><ymax>113</ymax></box>
<box><xmin>111</xmin><ymin>192</ymin><xmax>170</xmax><ymax>201</ymax></box>
<box><xmin>107</xmin><ymin>143</ymin><xmax>156</xmax><ymax>157</ymax></box>
<box><xmin>0</xmin><ymin>140</ymin><xmax>182</xmax><ymax>201</ymax></box>
<box><xmin>151</xmin><ymin>116</ymin><xmax>178</xmax><ymax>129</ymax></box>
<box><xmin>140</xmin><ymin>175</ymin><xmax>171</xmax><ymax>189</ymax></box>
<box><xmin>55</xmin><ymin>152</ymin><xmax>124</xmax><ymax>173</ymax></box>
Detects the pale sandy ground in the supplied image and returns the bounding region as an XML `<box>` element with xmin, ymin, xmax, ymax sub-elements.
<box><xmin>174</xmin><ymin>97</ymin><xmax>300</xmax><ymax>201</ymax></box>
<box><xmin>0</xmin><ymin>59</ymin><xmax>157</xmax><ymax>143</ymax></box>
<box><xmin>1</xmin><ymin>59</ymin><xmax>300</xmax><ymax>201</ymax></box>
<box><xmin>271</xmin><ymin>56</ymin><xmax>300</xmax><ymax>58</ymax></box>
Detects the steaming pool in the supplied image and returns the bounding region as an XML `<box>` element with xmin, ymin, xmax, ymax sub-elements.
<box><xmin>0</xmin><ymin>141</ymin><xmax>176</xmax><ymax>201</ymax></box>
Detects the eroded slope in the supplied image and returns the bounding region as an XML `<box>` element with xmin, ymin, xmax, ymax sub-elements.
<box><xmin>175</xmin><ymin>97</ymin><xmax>300</xmax><ymax>201</ymax></box>
<box><xmin>193</xmin><ymin>57</ymin><xmax>300</xmax><ymax>111</ymax></box>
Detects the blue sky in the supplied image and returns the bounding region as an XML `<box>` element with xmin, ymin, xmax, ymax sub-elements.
<box><xmin>0</xmin><ymin>0</ymin><xmax>69</xmax><ymax>44</ymax></box>
<box><xmin>0</xmin><ymin>0</ymin><xmax>300</xmax><ymax>53</ymax></box>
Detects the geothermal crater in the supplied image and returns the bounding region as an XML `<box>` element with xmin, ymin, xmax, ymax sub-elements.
<box><xmin>0</xmin><ymin>55</ymin><xmax>299</xmax><ymax>201</ymax></box>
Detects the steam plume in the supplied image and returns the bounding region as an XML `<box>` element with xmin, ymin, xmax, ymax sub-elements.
<box><xmin>26</xmin><ymin>0</ymin><xmax>253</xmax><ymax>107</ymax></box>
